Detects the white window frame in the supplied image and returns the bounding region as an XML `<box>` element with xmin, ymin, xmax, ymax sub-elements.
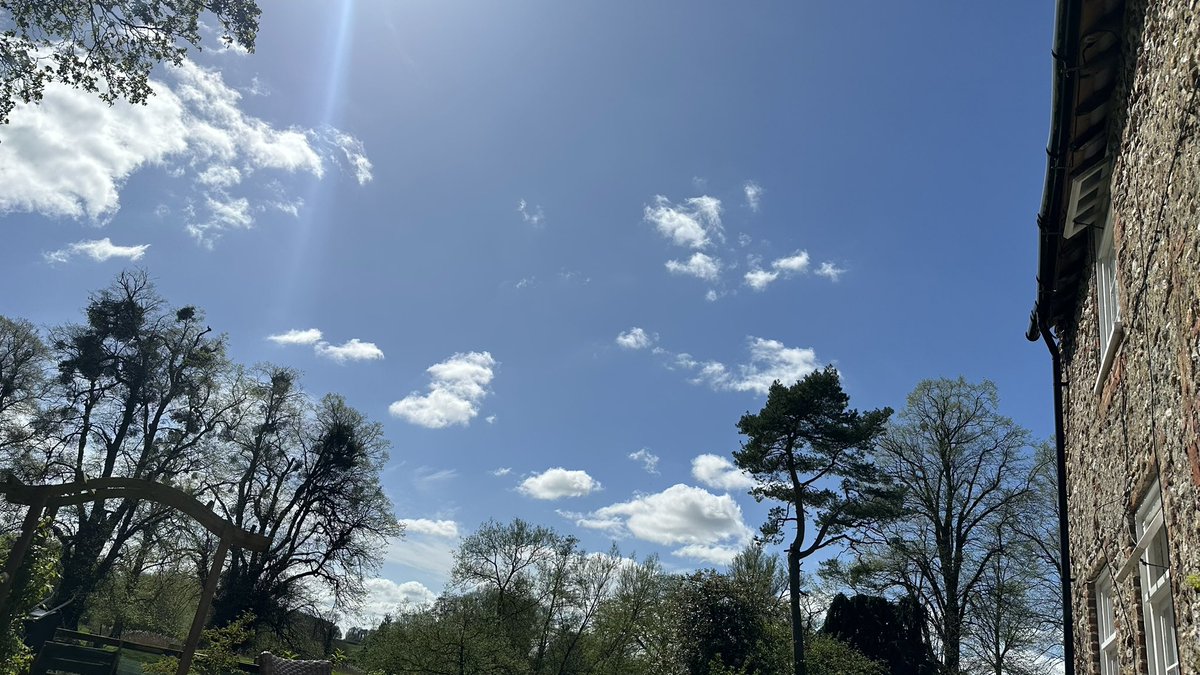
<box><xmin>1135</xmin><ymin>482</ymin><xmax>1179</xmax><ymax>675</ymax></box>
<box><xmin>1094</xmin><ymin>209</ymin><xmax>1123</xmax><ymax>393</ymax></box>
<box><xmin>1096</xmin><ymin>572</ymin><xmax>1119</xmax><ymax>675</ymax></box>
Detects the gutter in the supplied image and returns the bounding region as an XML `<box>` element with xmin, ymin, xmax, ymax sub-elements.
<box><xmin>1027</xmin><ymin>0</ymin><xmax>1084</xmax><ymax>673</ymax></box>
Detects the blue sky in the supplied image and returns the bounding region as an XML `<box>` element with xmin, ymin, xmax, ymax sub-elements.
<box><xmin>0</xmin><ymin>1</ymin><xmax>1056</xmax><ymax>625</ymax></box>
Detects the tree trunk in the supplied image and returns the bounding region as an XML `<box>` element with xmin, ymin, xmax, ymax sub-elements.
<box><xmin>942</xmin><ymin>596</ymin><xmax>960</xmax><ymax>675</ymax></box>
<box><xmin>787</xmin><ymin>544</ymin><xmax>805</xmax><ymax>675</ymax></box>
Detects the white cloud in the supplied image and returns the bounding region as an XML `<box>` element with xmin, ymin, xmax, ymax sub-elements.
<box><xmin>743</xmin><ymin>181</ymin><xmax>763</xmax><ymax>212</ymax></box>
<box><xmin>628</xmin><ymin>449</ymin><xmax>660</xmax><ymax>474</ymax></box>
<box><xmin>705</xmin><ymin>289</ymin><xmax>720</xmax><ymax>302</ymax></box>
<box><xmin>517</xmin><ymin>199</ymin><xmax>545</xmax><ymax>226</ymax></box>
<box><xmin>683</xmin><ymin>337</ymin><xmax>820</xmax><ymax>395</ymax></box>
<box><xmin>772</xmin><ymin>251</ymin><xmax>810</xmax><ymax>273</ymax></box>
<box><xmin>485</xmin><ymin>415</ymin><xmax>498</xmax><ymax>424</ymax></box>
<box><xmin>644</xmin><ymin>194</ymin><xmax>723</xmax><ymax>249</ymax></box>
<box><xmin>343</xmin><ymin>578</ymin><xmax>436</xmax><ymax>630</ymax></box>
<box><xmin>323</xmin><ymin>128</ymin><xmax>373</xmax><ymax>185</ymax></box>
<box><xmin>314</xmin><ymin>338</ymin><xmax>385</xmax><ymax>363</ymax></box>
<box><xmin>44</xmin><ymin>238</ymin><xmax>149</xmax><ymax>264</ymax></box>
<box><xmin>673</xmin><ymin>544</ymin><xmax>743</xmax><ymax>566</ymax></box>
<box><xmin>266</xmin><ymin>328</ymin><xmax>324</xmax><ymax>345</ymax></box>
<box><xmin>816</xmin><ymin>261</ymin><xmax>846</xmax><ymax>281</ymax></box>
<box><xmin>491</xmin><ymin>467</ymin><xmax>512</xmax><ymax>476</ymax></box>
<box><xmin>384</xmin><ymin>534</ymin><xmax>457</xmax><ymax>590</ymax></box>
<box><xmin>519</xmin><ymin>468</ymin><xmax>601</xmax><ymax>500</ymax></box>
<box><xmin>578</xmin><ymin>484</ymin><xmax>751</xmax><ymax>547</ymax></box>
<box><xmin>692</xmin><ymin>454</ymin><xmax>755</xmax><ymax>491</ymax></box>
<box><xmin>744</xmin><ymin>268</ymin><xmax>779</xmax><ymax>291</ymax></box>
<box><xmin>398</xmin><ymin>519</ymin><xmax>459</xmax><ymax>538</ymax></box>
<box><xmin>616</xmin><ymin>327</ymin><xmax>655</xmax><ymax>350</ymax></box>
<box><xmin>744</xmin><ymin>251</ymin><xmax>811</xmax><ymax>291</ymax></box>
<box><xmin>665</xmin><ymin>252</ymin><xmax>722</xmax><ymax>281</ymax></box>
<box><xmin>0</xmin><ymin>59</ymin><xmax>370</xmax><ymax>245</ymax></box>
<box><xmin>390</xmin><ymin>352</ymin><xmax>497</xmax><ymax>428</ymax></box>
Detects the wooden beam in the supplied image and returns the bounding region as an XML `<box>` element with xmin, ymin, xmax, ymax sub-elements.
<box><xmin>178</xmin><ymin>535</ymin><xmax>231</xmax><ymax>675</ymax></box>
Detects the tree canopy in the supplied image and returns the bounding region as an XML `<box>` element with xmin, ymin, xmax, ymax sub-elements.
<box><xmin>733</xmin><ymin>366</ymin><xmax>899</xmax><ymax>675</ymax></box>
<box><xmin>1</xmin><ymin>0</ymin><xmax>261</xmax><ymax>124</ymax></box>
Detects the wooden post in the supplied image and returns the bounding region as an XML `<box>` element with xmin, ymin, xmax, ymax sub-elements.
<box><xmin>0</xmin><ymin>492</ymin><xmax>48</xmax><ymax>626</ymax></box>
<box><xmin>177</xmin><ymin>534</ymin><xmax>230</xmax><ymax>675</ymax></box>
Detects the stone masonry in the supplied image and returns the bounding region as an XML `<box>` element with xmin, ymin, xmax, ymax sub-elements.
<box><xmin>1059</xmin><ymin>0</ymin><xmax>1200</xmax><ymax>672</ymax></box>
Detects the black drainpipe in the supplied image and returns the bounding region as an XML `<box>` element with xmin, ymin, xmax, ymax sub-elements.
<box><xmin>1030</xmin><ymin>313</ymin><xmax>1076</xmax><ymax>675</ymax></box>
<box><xmin>1028</xmin><ymin>0</ymin><xmax>1082</xmax><ymax>670</ymax></box>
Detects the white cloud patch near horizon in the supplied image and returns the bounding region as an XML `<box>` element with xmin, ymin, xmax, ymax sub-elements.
<box><xmin>616</xmin><ymin>327</ymin><xmax>655</xmax><ymax>350</ymax></box>
<box><xmin>0</xmin><ymin>59</ymin><xmax>371</xmax><ymax>245</ymax></box>
<box><xmin>644</xmin><ymin>194</ymin><xmax>723</xmax><ymax>249</ymax></box>
<box><xmin>574</xmin><ymin>484</ymin><xmax>752</xmax><ymax>558</ymax></box>
<box><xmin>665</xmin><ymin>251</ymin><xmax>722</xmax><ymax>281</ymax></box>
<box><xmin>519</xmin><ymin>468</ymin><xmax>601</xmax><ymax>500</ymax></box>
<box><xmin>390</xmin><ymin>351</ymin><xmax>497</xmax><ymax>429</ymax></box>
<box><xmin>44</xmin><ymin>238</ymin><xmax>149</xmax><ymax>264</ymax></box>
<box><xmin>343</xmin><ymin>578</ymin><xmax>437</xmax><ymax>630</ymax></box>
<box><xmin>692</xmin><ymin>454</ymin><xmax>755</xmax><ymax>491</ymax></box>
<box><xmin>398</xmin><ymin>518</ymin><xmax>460</xmax><ymax>538</ymax></box>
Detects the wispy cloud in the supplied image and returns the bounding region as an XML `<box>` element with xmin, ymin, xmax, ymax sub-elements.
<box><xmin>0</xmin><ymin>59</ymin><xmax>371</xmax><ymax>245</ymax></box>
<box><xmin>665</xmin><ymin>252</ymin><xmax>722</xmax><ymax>281</ymax></box>
<box><xmin>518</xmin><ymin>199</ymin><xmax>545</xmax><ymax>226</ymax></box>
<box><xmin>743</xmin><ymin>181</ymin><xmax>763</xmax><ymax>212</ymax></box>
<box><xmin>628</xmin><ymin>448</ymin><xmax>660</xmax><ymax>474</ymax></box>
<box><xmin>616</xmin><ymin>327</ymin><xmax>655</xmax><ymax>350</ymax></box>
<box><xmin>623</xmin><ymin>332</ymin><xmax>822</xmax><ymax>396</ymax></box>
<box><xmin>519</xmin><ymin>468</ymin><xmax>601</xmax><ymax>500</ymax></box>
<box><xmin>644</xmin><ymin>194</ymin><xmax>723</xmax><ymax>249</ymax></box>
<box><xmin>44</xmin><ymin>238</ymin><xmax>149</xmax><ymax>264</ymax></box>
<box><xmin>684</xmin><ymin>337</ymin><xmax>820</xmax><ymax>394</ymax></box>
<box><xmin>390</xmin><ymin>351</ymin><xmax>497</xmax><ymax>429</ymax></box>
<box><xmin>491</xmin><ymin>467</ymin><xmax>512</xmax><ymax>477</ymax></box>
<box><xmin>815</xmin><ymin>261</ymin><xmax>846</xmax><ymax>281</ymax></box>
<box><xmin>266</xmin><ymin>328</ymin><xmax>323</xmax><ymax>345</ymax></box>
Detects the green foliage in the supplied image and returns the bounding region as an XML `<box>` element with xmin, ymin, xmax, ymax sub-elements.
<box><xmin>733</xmin><ymin>367</ymin><xmax>897</xmax><ymax>675</ymax></box>
<box><xmin>734</xmin><ymin>367</ymin><xmax>898</xmax><ymax>552</ymax></box>
<box><xmin>804</xmin><ymin>632</ymin><xmax>886</xmax><ymax>675</ymax></box>
<box><xmin>145</xmin><ymin>612</ymin><xmax>255</xmax><ymax>675</ymax></box>
<box><xmin>1186</xmin><ymin>572</ymin><xmax>1200</xmax><ymax>592</ymax></box>
<box><xmin>0</xmin><ymin>0</ymin><xmax>262</xmax><ymax>124</ymax></box>
<box><xmin>0</xmin><ymin>520</ymin><xmax>60</xmax><ymax>675</ymax></box>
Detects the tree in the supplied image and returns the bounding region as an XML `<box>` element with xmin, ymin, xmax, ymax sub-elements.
<box><xmin>207</xmin><ymin>367</ymin><xmax>400</xmax><ymax>633</ymax></box>
<box><xmin>45</xmin><ymin>271</ymin><xmax>232</xmax><ymax>628</ymax></box>
<box><xmin>0</xmin><ymin>0</ymin><xmax>261</xmax><ymax>124</ymax></box>
<box><xmin>732</xmin><ymin>366</ymin><xmax>898</xmax><ymax>675</ymax></box>
<box><xmin>821</xmin><ymin>593</ymin><xmax>934</xmax><ymax>675</ymax></box>
<box><xmin>838</xmin><ymin>378</ymin><xmax>1043</xmax><ymax>674</ymax></box>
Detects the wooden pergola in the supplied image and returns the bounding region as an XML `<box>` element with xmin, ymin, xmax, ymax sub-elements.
<box><xmin>0</xmin><ymin>472</ymin><xmax>270</xmax><ymax>675</ymax></box>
